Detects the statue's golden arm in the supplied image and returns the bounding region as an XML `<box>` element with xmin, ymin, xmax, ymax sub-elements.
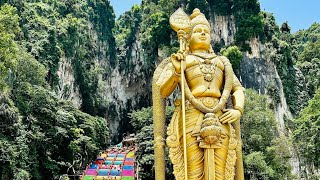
<box><xmin>231</xmin><ymin>75</ymin><xmax>245</xmax><ymax>112</ymax></box>
<box><xmin>219</xmin><ymin>74</ymin><xmax>244</xmax><ymax>124</ymax></box>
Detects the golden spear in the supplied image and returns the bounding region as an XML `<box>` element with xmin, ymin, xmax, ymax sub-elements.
<box><xmin>170</xmin><ymin>8</ymin><xmax>191</xmax><ymax>180</ymax></box>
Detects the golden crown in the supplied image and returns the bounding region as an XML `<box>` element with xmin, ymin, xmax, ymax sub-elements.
<box><xmin>190</xmin><ymin>8</ymin><xmax>210</xmax><ymax>30</ymax></box>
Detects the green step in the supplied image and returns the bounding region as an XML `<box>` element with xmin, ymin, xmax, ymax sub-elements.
<box><xmin>83</xmin><ymin>175</ymin><xmax>95</xmax><ymax>180</ymax></box>
<box><xmin>122</xmin><ymin>176</ymin><xmax>134</xmax><ymax>180</ymax></box>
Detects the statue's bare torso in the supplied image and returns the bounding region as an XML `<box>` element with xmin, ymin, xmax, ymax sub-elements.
<box><xmin>185</xmin><ymin>54</ymin><xmax>224</xmax><ymax>98</ymax></box>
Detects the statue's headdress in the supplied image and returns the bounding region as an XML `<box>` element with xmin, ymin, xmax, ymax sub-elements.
<box><xmin>190</xmin><ymin>8</ymin><xmax>210</xmax><ymax>30</ymax></box>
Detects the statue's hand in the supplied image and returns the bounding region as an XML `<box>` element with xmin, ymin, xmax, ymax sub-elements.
<box><xmin>219</xmin><ymin>109</ymin><xmax>241</xmax><ymax>124</ymax></box>
<box><xmin>171</xmin><ymin>52</ymin><xmax>184</xmax><ymax>74</ymax></box>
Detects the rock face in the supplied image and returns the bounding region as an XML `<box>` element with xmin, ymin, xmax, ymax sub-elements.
<box><xmin>209</xmin><ymin>14</ymin><xmax>236</xmax><ymax>46</ymax></box>
<box><xmin>102</xmin><ymin>37</ymin><xmax>152</xmax><ymax>141</ymax></box>
<box><xmin>240</xmin><ymin>40</ymin><xmax>300</xmax><ymax>174</ymax></box>
<box><xmin>56</xmin><ymin>56</ymin><xmax>82</xmax><ymax>108</ymax></box>
<box><xmin>239</xmin><ymin>41</ymin><xmax>293</xmax><ymax>132</ymax></box>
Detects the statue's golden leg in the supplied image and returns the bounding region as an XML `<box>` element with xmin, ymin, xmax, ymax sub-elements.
<box><xmin>214</xmin><ymin>127</ymin><xmax>229</xmax><ymax>180</ymax></box>
<box><xmin>178</xmin><ymin>109</ymin><xmax>204</xmax><ymax>180</ymax></box>
<box><xmin>169</xmin><ymin>108</ymin><xmax>236</xmax><ymax>180</ymax></box>
<box><xmin>183</xmin><ymin>133</ymin><xmax>204</xmax><ymax>179</ymax></box>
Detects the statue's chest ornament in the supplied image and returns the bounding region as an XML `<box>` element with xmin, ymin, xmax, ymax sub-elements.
<box><xmin>198</xmin><ymin>58</ymin><xmax>218</xmax><ymax>82</ymax></box>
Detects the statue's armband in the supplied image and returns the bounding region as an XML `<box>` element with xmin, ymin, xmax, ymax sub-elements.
<box><xmin>231</xmin><ymin>74</ymin><xmax>244</xmax><ymax>93</ymax></box>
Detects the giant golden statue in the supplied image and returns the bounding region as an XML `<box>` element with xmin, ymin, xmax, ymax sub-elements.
<box><xmin>153</xmin><ymin>8</ymin><xmax>245</xmax><ymax>180</ymax></box>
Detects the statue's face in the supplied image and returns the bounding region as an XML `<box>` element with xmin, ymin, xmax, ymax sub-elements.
<box><xmin>189</xmin><ymin>24</ymin><xmax>211</xmax><ymax>52</ymax></box>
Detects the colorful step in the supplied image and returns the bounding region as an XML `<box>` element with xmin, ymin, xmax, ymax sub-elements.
<box><xmin>122</xmin><ymin>170</ymin><xmax>134</xmax><ymax>176</ymax></box>
<box><xmin>85</xmin><ymin>169</ymin><xmax>96</xmax><ymax>175</ymax></box>
<box><xmin>104</xmin><ymin>160</ymin><xmax>113</xmax><ymax>165</ymax></box>
<box><xmin>123</xmin><ymin>165</ymin><xmax>134</xmax><ymax>170</ymax></box>
<box><xmin>126</xmin><ymin>152</ymin><xmax>135</xmax><ymax>158</ymax></box>
<box><xmin>106</xmin><ymin>157</ymin><xmax>114</xmax><ymax>161</ymax></box>
<box><xmin>100</xmin><ymin>165</ymin><xmax>110</xmax><ymax>169</ymax></box>
<box><xmin>110</xmin><ymin>169</ymin><xmax>121</xmax><ymax>176</ymax></box>
<box><xmin>89</xmin><ymin>164</ymin><xmax>99</xmax><ymax>169</ymax></box>
<box><xmin>123</xmin><ymin>161</ymin><xmax>134</xmax><ymax>165</ymax></box>
<box><xmin>95</xmin><ymin>176</ymin><xmax>108</xmax><ymax>180</ymax></box>
<box><xmin>115</xmin><ymin>157</ymin><xmax>124</xmax><ymax>161</ymax></box>
<box><xmin>113</xmin><ymin>160</ymin><xmax>123</xmax><ymax>165</ymax></box>
<box><xmin>100</xmin><ymin>153</ymin><xmax>107</xmax><ymax>158</ymax></box>
<box><xmin>117</xmin><ymin>154</ymin><xmax>125</xmax><ymax>157</ymax></box>
<box><xmin>125</xmin><ymin>158</ymin><xmax>134</xmax><ymax>162</ymax></box>
<box><xmin>122</xmin><ymin>176</ymin><xmax>134</xmax><ymax>180</ymax></box>
<box><xmin>83</xmin><ymin>175</ymin><xmax>95</xmax><ymax>180</ymax></box>
<box><xmin>82</xmin><ymin>148</ymin><xmax>136</xmax><ymax>180</ymax></box>
<box><xmin>109</xmin><ymin>176</ymin><xmax>121</xmax><ymax>180</ymax></box>
<box><xmin>97</xmin><ymin>169</ymin><xmax>109</xmax><ymax>176</ymax></box>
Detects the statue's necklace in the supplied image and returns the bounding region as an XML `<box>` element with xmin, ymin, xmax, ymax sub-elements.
<box><xmin>194</xmin><ymin>55</ymin><xmax>218</xmax><ymax>82</ymax></box>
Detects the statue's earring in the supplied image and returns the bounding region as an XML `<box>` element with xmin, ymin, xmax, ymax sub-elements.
<box><xmin>185</xmin><ymin>41</ymin><xmax>190</xmax><ymax>54</ymax></box>
<box><xmin>185</xmin><ymin>46</ymin><xmax>190</xmax><ymax>54</ymax></box>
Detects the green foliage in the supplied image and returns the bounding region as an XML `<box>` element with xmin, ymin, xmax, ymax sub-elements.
<box><xmin>207</xmin><ymin>0</ymin><xmax>233</xmax><ymax>15</ymax></box>
<box><xmin>114</xmin><ymin>0</ymin><xmax>180</xmax><ymax>79</ymax></box>
<box><xmin>115</xmin><ymin>4</ymin><xmax>142</xmax><ymax>72</ymax></box>
<box><xmin>293</xmin><ymin>88</ymin><xmax>320</xmax><ymax>171</ymax></box>
<box><xmin>292</xmin><ymin>23</ymin><xmax>320</xmax><ymax>57</ymax></box>
<box><xmin>19</xmin><ymin>2</ymin><xmax>61</xmax><ymax>86</ymax></box>
<box><xmin>297</xmin><ymin>57</ymin><xmax>320</xmax><ymax>97</ymax></box>
<box><xmin>0</xmin><ymin>93</ymin><xmax>30</xmax><ymax>179</ymax></box>
<box><xmin>299</xmin><ymin>40</ymin><xmax>320</xmax><ymax>64</ymax></box>
<box><xmin>244</xmin><ymin>152</ymin><xmax>275</xmax><ymax>179</ymax></box>
<box><xmin>0</xmin><ymin>2</ymin><xmax>112</xmax><ymax>178</ymax></box>
<box><xmin>242</xmin><ymin>89</ymin><xmax>293</xmax><ymax>179</ymax></box>
<box><xmin>10</xmin><ymin>82</ymin><xmax>109</xmax><ymax>179</ymax></box>
<box><xmin>0</xmin><ymin>4</ymin><xmax>20</xmax><ymax>90</ymax></box>
<box><xmin>13</xmin><ymin>48</ymin><xmax>48</xmax><ymax>87</ymax></box>
<box><xmin>260</xmin><ymin>11</ymin><xmax>279</xmax><ymax>42</ymax></box>
<box><xmin>265</xmin><ymin>24</ymin><xmax>320</xmax><ymax>115</ymax></box>
<box><xmin>9</xmin><ymin>0</ymin><xmax>117</xmax><ymax>115</ymax></box>
<box><xmin>279</xmin><ymin>23</ymin><xmax>320</xmax><ymax>115</ymax></box>
<box><xmin>220</xmin><ymin>45</ymin><xmax>243</xmax><ymax>72</ymax></box>
<box><xmin>186</xmin><ymin>0</ymin><xmax>209</xmax><ymax>15</ymax></box>
<box><xmin>241</xmin><ymin>89</ymin><xmax>276</xmax><ymax>153</ymax></box>
<box><xmin>280</xmin><ymin>22</ymin><xmax>291</xmax><ymax>33</ymax></box>
<box><xmin>139</xmin><ymin>1</ymin><xmax>172</xmax><ymax>73</ymax></box>
<box><xmin>233</xmin><ymin>0</ymin><xmax>264</xmax><ymax>51</ymax></box>
<box><xmin>266</xmin><ymin>79</ymin><xmax>281</xmax><ymax>107</ymax></box>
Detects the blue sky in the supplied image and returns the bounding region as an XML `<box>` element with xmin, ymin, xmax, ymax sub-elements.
<box><xmin>109</xmin><ymin>0</ymin><xmax>319</xmax><ymax>33</ymax></box>
<box><xmin>109</xmin><ymin>0</ymin><xmax>141</xmax><ymax>18</ymax></box>
<box><xmin>259</xmin><ymin>0</ymin><xmax>320</xmax><ymax>32</ymax></box>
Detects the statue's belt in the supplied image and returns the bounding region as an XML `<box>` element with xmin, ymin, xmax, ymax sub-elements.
<box><xmin>174</xmin><ymin>97</ymin><xmax>222</xmax><ymax>112</ymax></box>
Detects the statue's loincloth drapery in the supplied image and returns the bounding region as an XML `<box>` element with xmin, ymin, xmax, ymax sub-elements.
<box><xmin>167</xmin><ymin>98</ymin><xmax>234</xmax><ymax>180</ymax></box>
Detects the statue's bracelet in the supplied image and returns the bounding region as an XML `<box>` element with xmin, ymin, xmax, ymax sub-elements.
<box><xmin>174</xmin><ymin>70</ymin><xmax>181</xmax><ymax>77</ymax></box>
<box><xmin>234</xmin><ymin>106</ymin><xmax>244</xmax><ymax>115</ymax></box>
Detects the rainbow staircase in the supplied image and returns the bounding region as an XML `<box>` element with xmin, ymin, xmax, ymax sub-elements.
<box><xmin>81</xmin><ymin>148</ymin><xmax>136</xmax><ymax>180</ymax></box>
